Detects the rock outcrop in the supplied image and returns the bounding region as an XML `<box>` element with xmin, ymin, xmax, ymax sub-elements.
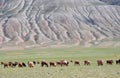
<box><xmin>0</xmin><ymin>0</ymin><xmax>120</xmax><ymax>48</ymax></box>
<box><xmin>100</xmin><ymin>0</ymin><xmax>120</xmax><ymax>5</ymax></box>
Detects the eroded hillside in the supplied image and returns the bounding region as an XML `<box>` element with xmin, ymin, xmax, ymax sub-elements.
<box><xmin>0</xmin><ymin>0</ymin><xmax>120</xmax><ymax>48</ymax></box>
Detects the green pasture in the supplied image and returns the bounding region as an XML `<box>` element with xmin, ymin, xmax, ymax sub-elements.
<box><xmin>0</xmin><ymin>47</ymin><xmax>120</xmax><ymax>78</ymax></box>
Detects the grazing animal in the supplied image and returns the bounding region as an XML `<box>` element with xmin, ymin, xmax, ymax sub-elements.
<box><xmin>1</xmin><ymin>62</ymin><xmax>3</xmax><ymax>65</ymax></box>
<box><xmin>57</xmin><ymin>60</ymin><xmax>69</xmax><ymax>66</ymax></box>
<box><xmin>8</xmin><ymin>62</ymin><xmax>13</xmax><ymax>67</ymax></box>
<box><xmin>62</xmin><ymin>60</ymin><xmax>69</xmax><ymax>66</ymax></box>
<box><xmin>97</xmin><ymin>60</ymin><xmax>103</xmax><ymax>66</ymax></box>
<box><xmin>18</xmin><ymin>63</ymin><xmax>23</xmax><ymax>67</ymax></box>
<box><xmin>28</xmin><ymin>62</ymin><xmax>34</xmax><ymax>68</ymax></box>
<box><xmin>8</xmin><ymin>62</ymin><xmax>18</xmax><ymax>68</ymax></box>
<box><xmin>49</xmin><ymin>62</ymin><xmax>56</xmax><ymax>67</ymax></box>
<box><xmin>22</xmin><ymin>62</ymin><xmax>27</xmax><ymax>67</ymax></box>
<box><xmin>33</xmin><ymin>61</ymin><xmax>36</xmax><ymax>65</ymax></box>
<box><xmin>74</xmin><ymin>61</ymin><xmax>80</xmax><ymax>65</ymax></box>
<box><xmin>12</xmin><ymin>62</ymin><xmax>18</xmax><ymax>67</ymax></box>
<box><xmin>116</xmin><ymin>59</ymin><xmax>120</xmax><ymax>64</ymax></box>
<box><xmin>4</xmin><ymin>63</ymin><xmax>9</xmax><ymax>68</ymax></box>
<box><xmin>84</xmin><ymin>60</ymin><xmax>90</xmax><ymax>65</ymax></box>
<box><xmin>56</xmin><ymin>61</ymin><xmax>61</xmax><ymax>66</ymax></box>
<box><xmin>41</xmin><ymin>61</ymin><xmax>49</xmax><ymax>67</ymax></box>
<box><xmin>106</xmin><ymin>60</ymin><xmax>113</xmax><ymax>65</ymax></box>
<box><xmin>37</xmin><ymin>61</ymin><xmax>40</xmax><ymax>64</ymax></box>
<box><xmin>1</xmin><ymin>62</ymin><xmax>9</xmax><ymax>68</ymax></box>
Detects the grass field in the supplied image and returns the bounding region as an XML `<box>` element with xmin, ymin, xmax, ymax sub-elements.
<box><xmin>0</xmin><ymin>46</ymin><xmax>120</xmax><ymax>78</ymax></box>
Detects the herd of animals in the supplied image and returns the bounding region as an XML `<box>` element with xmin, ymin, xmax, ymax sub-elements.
<box><xmin>1</xmin><ymin>59</ymin><xmax>120</xmax><ymax>68</ymax></box>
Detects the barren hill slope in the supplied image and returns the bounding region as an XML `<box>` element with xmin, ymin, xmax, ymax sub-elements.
<box><xmin>0</xmin><ymin>0</ymin><xmax>120</xmax><ymax>48</ymax></box>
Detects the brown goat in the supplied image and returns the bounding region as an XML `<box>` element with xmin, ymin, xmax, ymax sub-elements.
<box><xmin>28</xmin><ymin>62</ymin><xmax>34</xmax><ymax>68</ymax></box>
<box><xmin>74</xmin><ymin>61</ymin><xmax>80</xmax><ymax>65</ymax></box>
<box><xmin>84</xmin><ymin>60</ymin><xmax>90</xmax><ymax>65</ymax></box>
<box><xmin>49</xmin><ymin>62</ymin><xmax>56</xmax><ymax>67</ymax></box>
<box><xmin>97</xmin><ymin>60</ymin><xmax>103</xmax><ymax>66</ymax></box>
